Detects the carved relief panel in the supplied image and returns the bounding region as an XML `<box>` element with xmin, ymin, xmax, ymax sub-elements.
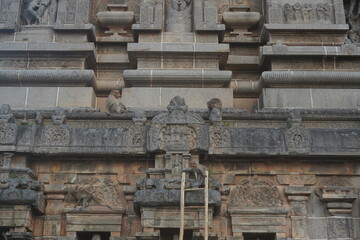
<box><xmin>266</xmin><ymin>0</ymin><xmax>346</xmax><ymax>25</ymax></box>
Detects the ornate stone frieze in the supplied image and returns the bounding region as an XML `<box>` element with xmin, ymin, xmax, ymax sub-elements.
<box><xmin>227</xmin><ymin>178</ymin><xmax>283</xmax><ymax>208</ymax></box>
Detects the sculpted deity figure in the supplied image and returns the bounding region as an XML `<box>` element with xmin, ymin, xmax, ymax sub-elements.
<box><xmin>284</xmin><ymin>3</ymin><xmax>295</xmax><ymax>22</ymax></box>
<box><xmin>293</xmin><ymin>3</ymin><xmax>303</xmax><ymax>21</ymax></box>
<box><xmin>166</xmin><ymin>0</ymin><xmax>192</xmax><ymax>32</ymax></box>
<box><xmin>106</xmin><ymin>89</ymin><xmax>127</xmax><ymax>115</ymax></box>
<box><xmin>316</xmin><ymin>3</ymin><xmax>331</xmax><ymax>22</ymax></box>
<box><xmin>302</xmin><ymin>4</ymin><xmax>315</xmax><ymax>21</ymax></box>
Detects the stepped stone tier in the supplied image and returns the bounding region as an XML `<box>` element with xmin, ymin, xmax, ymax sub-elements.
<box><xmin>0</xmin><ymin>1</ymin><xmax>359</xmax><ymax>240</ymax></box>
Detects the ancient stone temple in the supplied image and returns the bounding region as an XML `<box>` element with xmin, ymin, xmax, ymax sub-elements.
<box><xmin>0</xmin><ymin>0</ymin><xmax>359</xmax><ymax>240</ymax></box>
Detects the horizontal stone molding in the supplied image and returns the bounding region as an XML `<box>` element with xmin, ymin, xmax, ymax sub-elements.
<box><xmin>0</xmin><ymin>42</ymin><xmax>95</xmax><ymax>52</ymax></box>
<box><xmin>0</xmin><ymin>70</ymin><xmax>95</xmax><ymax>86</ymax></box>
<box><xmin>262</xmin><ymin>45</ymin><xmax>360</xmax><ymax>56</ymax></box>
<box><xmin>123</xmin><ymin>69</ymin><xmax>232</xmax><ymax>87</ymax></box>
<box><xmin>127</xmin><ymin>43</ymin><xmax>229</xmax><ymax>55</ymax></box>
<box><xmin>261</xmin><ymin>71</ymin><xmax>360</xmax><ymax>88</ymax></box>
<box><xmin>264</xmin><ymin>24</ymin><xmax>349</xmax><ymax>31</ymax></box>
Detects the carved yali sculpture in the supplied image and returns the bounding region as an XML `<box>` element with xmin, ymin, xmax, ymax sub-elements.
<box><xmin>148</xmin><ymin>96</ymin><xmax>208</xmax><ymax>152</ymax></box>
<box><xmin>166</xmin><ymin>0</ymin><xmax>192</xmax><ymax>32</ymax></box>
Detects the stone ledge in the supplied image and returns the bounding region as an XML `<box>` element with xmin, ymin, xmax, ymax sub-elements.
<box><xmin>0</xmin><ymin>70</ymin><xmax>95</xmax><ymax>87</ymax></box>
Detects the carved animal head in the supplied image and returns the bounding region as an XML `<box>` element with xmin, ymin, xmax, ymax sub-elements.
<box><xmin>207</xmin><ymin>98</ymin><xmax>222</xmax><ymax>111</ymax></box>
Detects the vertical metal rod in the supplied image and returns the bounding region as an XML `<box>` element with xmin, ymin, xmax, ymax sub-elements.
<box><xmin>204</xmin><ymin>170</ymin><xmax>209</xmax><ymax>240</ymax></box>
<box><xmin>180</xmin><ymin>172</ymin><xmax>186</xmax><ymax>240</ymax></box>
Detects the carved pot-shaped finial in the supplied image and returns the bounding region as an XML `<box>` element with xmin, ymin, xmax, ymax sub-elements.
<box><xmin>96</xmin><ymin>4</ymin><xmax>134</xmax><ymax>35</ymax></box>
<box><xmin>223</xmin><ymin>11</ymin><xmax>260</xmax><ymax>32</ymax></box>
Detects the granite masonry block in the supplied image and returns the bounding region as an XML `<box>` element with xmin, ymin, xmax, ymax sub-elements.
<box><xmin>261</xmin><ymin>88</ymin><xmax>360</xmax><ymax>109</ymax></box>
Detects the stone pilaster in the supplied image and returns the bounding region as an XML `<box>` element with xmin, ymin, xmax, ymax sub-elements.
<box><xmin>285</xmin><ymin>186</ymin><xmax>312</xmax><ymax>240</ymax></box>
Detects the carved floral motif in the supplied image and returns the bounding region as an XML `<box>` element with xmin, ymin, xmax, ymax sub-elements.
<box><xmin>43</xmin><ymin>126</ymin><xmax>70</xmax><ymax>146</ymax></box>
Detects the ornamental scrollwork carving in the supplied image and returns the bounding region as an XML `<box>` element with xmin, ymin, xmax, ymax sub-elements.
<box><xmin>227</xmin><ymin>178</ymin><xmax>283</xmax><ymax>208</ymax></box>
<box><xmin>0</xmin><ymin>105</ymin><xmax>18</xmax><ymax>145</ymax></box>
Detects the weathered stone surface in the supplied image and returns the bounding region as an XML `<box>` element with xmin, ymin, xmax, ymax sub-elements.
<box><xmin>122</xmin><ymin>88</ymin><xmax>233</xmax><ymax>109</ymax></box>
<box><xmin>0</xmin><ymin>87</ymin><xmax>95</xmax><ymax>109</ymax></box>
